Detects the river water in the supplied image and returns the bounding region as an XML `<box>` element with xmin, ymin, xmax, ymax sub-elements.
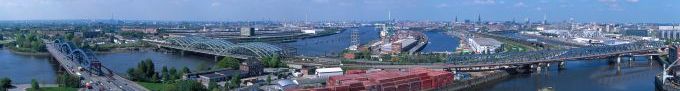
<box><xmin>284</xmin><ymin>26</ymin><xmax>380</xmax><ymax>57</ymax></box>
<box><xmin>0</xmin><ymin>28</ymin><xmax>665</xmax><ymax>91</ymax></box>
<box><xmin>0</xmin><ymin>48</ymin><xmax>214</xmax><ymax>84</ymax></box>
<box><xmin>421</xmin><ymin>30</ymin><xmax>460</xmax><ymax>53</ymax></box>
<box><xmin>0</xmin><ymin>48</ymin><xmax>56</xmax><ymax>84</ymax></box>
<box><xmin>473</xmin><ymin>57</ymin><xmax>663</xmax><ymax>91</ymax></box>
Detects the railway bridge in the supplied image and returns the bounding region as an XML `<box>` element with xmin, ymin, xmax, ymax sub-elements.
<box><xmin>145</xmin><ymin>37</ymin><xmax>284</xmax><ymax>61</ymax></box>
<box><xmin>345</xmin><ymin>41</ymin><xmax>668</xmax><ymax>72</ymax></box>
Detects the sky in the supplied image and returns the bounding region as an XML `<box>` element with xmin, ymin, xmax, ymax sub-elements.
<box><xmin>0</xmin><ymin>0</ymin><xmax>678</xmax><ymax>23</ymax></box>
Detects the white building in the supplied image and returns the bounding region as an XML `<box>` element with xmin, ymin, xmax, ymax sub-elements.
<box><xmin>468</xmin><ymin>38</ymin><xmax>503</xmax><ymax>54</ymax></box>
<box><xmin>658</xmin><ymin>30</ymin><xmax>680</xmax><ymax>40</ymax></box>
<box><xmin>315</xmin><ymin>67</ymin><xmax>343</xmax><ymax>78</ymax></box>
<box><xmin>301</xmin><ymin>29</ymin><xmax>325</xmax><ymax>34</ymax></box>
<box><xmin>659</xmin><ymin>26</ymin><xmax>680</xmax><ymax>30</ymax></box>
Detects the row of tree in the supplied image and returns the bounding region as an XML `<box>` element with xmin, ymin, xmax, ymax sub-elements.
<box><xmin>127</xmin><ymin>59</ymin><xmax>191</xmax><ymax>83</ymax></box>
<box><xmin>13</xmin><ymin>32</ymin><xmax>46</xmax><ymax>52</ymax></box>
<box><xmin>261</xmin><ymin>54</ymin><xmax>286</xmax><ymax>68</ymax></box>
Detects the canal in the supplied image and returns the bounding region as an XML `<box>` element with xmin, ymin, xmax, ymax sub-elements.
<box><xmin>421</xmin><ymin>30</ymin><xmax>459</xmax><ymax>52</ymax></box>
<box><xmin>284</xmin><ymin>26</ymin><xmax>380</xmax><ymax>57</ymax></box>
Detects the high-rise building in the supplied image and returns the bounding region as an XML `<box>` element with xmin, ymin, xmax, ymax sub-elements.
<box><xmin>455</xmin><ymin>16</ymin><xmax>458</xmax><ymax>23</ymax></box>
<box><xmin>240</xmin><ymin>27</ymin><xmax>255</xmax><ymax>36</ymax></box>
<box><xmin>477</xmin><ymin>14</ymin><xmax>482</xmax><ymax>24</ymax></box>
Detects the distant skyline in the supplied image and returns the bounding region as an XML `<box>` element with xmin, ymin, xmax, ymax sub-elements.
<box><xmin>0</xmin><ymin>0</ymin><xmax>679</xmax><ymax>23</ymax></box>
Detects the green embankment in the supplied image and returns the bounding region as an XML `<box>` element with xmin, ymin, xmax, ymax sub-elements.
<box><xmin>137</xmin><ymin>82</ymin><xmax>174</xmax><ymax>91</ymax></box>
<box><xmin>26</xmin><ymin>87</ymin><xmax>78</xmax><ymax>91</ymax></box>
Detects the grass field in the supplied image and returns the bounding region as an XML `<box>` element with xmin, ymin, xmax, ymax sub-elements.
<box><xmin>26</xmin><ymin>87</ymin><xmax>78</xmax><ymax>91</ymax></box>
<box><xmin>137</xmin><ymin>82</ymin><xmax>174</xmax><ymax>91</ymax></box>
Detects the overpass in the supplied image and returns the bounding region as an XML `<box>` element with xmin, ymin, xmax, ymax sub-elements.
<box><xmin>344</xmin><ymin>41</ymin><xmax>667</xmax><ymax>71</ymax></box>
<box><xmin>146</xmin><ymin>37</ymin><xmax>284</xmax><ymax>60</ymax></box>
<box><xmin>46</xmin><ymin>39</ymin><xmax>148</xmax><ymax>91</ymax></box>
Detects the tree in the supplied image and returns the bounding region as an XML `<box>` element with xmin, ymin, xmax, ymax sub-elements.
<box><xmin>171</xmin><ymin>80</ymin><xmax>206</xmax><ymax>91</ymax></box>
<box><xmin>152</xmin><ymin>74</ymin><xmax>160</xmax><ymax>83</ymax></box>
<box><xmin>128</xmin><ymin>59</ymin><xmax>159</xmax><ymax>82</ymax></box>
<box><xmin>169</xmin><ymin>67</ymin><xmax>178</xmax><ymax>80</ymax></box>
<box><xmin>31</xmin><ymin>79</ymin><xmax>39</xmax><ymax>90</ymax></box>
<box><xmin>0</xmin><ymin>77</ymin><xmax>10</xmax><ymax>88</ymax></box>
<box><xmin>207</xmin><ymin>81</ymin><xmax>218</xmax><ymax>90</ymax></box>
<box><xmin>197</xmin><ymin>63</ymin><xmax>211</xmax><ymax>71</ymax></box>
<box><xmin>228</xmin><ymin>74</ymin><xmax>241</xmax><ymax>89</ymax></box>
<box><xmin>266</xmin><ymin>75</ymin><xmax>272</xmax><ymax>85</ymax></box>
<box><xmin>162</xmin><ymin>66</ymin><xmax>169</xmax><ymax>82</ymax></box>
<box><xmin>181</xmin><ymin>67</ymin><xmax>191</xmax><ymax>74</ymax></box>
<box><xmin>57</xmin><ymin>74</ymin><xmax>80</xmax><ymax>88</ymax></box>
<box><xmin>127</xmin><ymin>68</ymin><xmax>136</xmax><ymax>81</ymax></box>
<box><xmin>216</xmin><ymin>57</ymin><xmax>240</xmax><ymax>69</ymax></box>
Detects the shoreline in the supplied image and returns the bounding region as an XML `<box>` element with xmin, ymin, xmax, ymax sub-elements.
<box><xmin>6</xmin><ymin>48</ymin><xmax>50</xmax><ymax>56</ymax></box>
<box><xmin>5</xmin><ymin>46</ymin><xmax>145</xmax><ymax>56</ymax></box>
<box><xmin>438</xmin><ymin>70</ymin><xmax>510</xmax><ymax>91</ymax></box>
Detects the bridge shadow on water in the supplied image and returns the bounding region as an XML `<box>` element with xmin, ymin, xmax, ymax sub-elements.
<box><xmin>467</xmin><ymin>56</ymin><xmax>663</xmax><ymax>91</ymax></box>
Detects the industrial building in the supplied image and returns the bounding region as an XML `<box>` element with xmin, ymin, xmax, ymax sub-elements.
<box><xmin>468</xmin><ymin>38</ymin><xmax>503</xmax><ymax>54</ymax></box>
<box><xmin>241</xmin><ymin>27</ymin><xmax>255</xmax><ymax>36</ymax></box>
<box><xmin>183</xmin><ymin>60</ymin><xmax>264</xmax><ymax>87</ymax></box>
<box><xmin>380</xmin><ymin>38</ymin><xmax>418</xmax><ymax>54</ymax></box>
<box><xmin>658</xmin><ymin>30</ymin><xmax>680</xmax><ymax>40</ymax></box>
<box><xmin>315</xmin><ymin>67</ymin><xmax>344</xmax><ymax>78</ymax></box>
<box><xmin>301</xmin><ymin>29</ymin><xmax>325</xmax><ymax>34</ymax></box>
<box><xmin>301</xmin><ymin>68</ymin><xmax>453</xmax><ymax>91</ymax></box>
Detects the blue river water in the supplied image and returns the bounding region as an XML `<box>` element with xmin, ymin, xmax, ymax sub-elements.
<box><xmin>420</xmin><ymin>31</ymin><xmax>460</xmax><ymax>53</ymax></box>
<box><xmin>0</xmin><ymin>28</ymin><xmax>665</xmax><ymax>91</ymax></box>
<box><xmin>474</xmin><ymin>57</ymin><xmax>662</xmax><ymax>91</ymax></box>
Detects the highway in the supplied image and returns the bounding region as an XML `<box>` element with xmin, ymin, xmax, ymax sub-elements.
<box><xmin>46</xmin><ymin>41</ymin><xmax>148</xmax><ymax>91</ymax></box>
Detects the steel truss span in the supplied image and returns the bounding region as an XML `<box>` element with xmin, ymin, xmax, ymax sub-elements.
<box><xmin>53</xmin><ymin>39</ymin><xmax>103</xmax><ymax>76</ymax></box>
<box><xmin>165</xmin><ymin>37</ymin><xmax>284</xmax><ymax>58</ymax></box>
<box><xmin>447</xmin><ymin>41</ymin><xmax>665</xmax><ymax>66</ymax></box>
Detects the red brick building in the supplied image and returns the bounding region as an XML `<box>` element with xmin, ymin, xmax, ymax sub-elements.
<box><xmin>299</xmin><ymin>68</ymin><xmax>453</xmax><ymax>91</ymax></box>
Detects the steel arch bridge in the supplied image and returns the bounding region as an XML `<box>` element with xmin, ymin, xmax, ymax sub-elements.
<box><xmin>160</xmin><ymin>37</ymin><xmax>284</xmax><ymax>58</ymax></box>
<box><xmin>344</xmin><ymin>41</ymin><xmax>667</xmax><ymax>69</ymax></box>
<box><xmin>52</xmin><ymin>39</ymin><xmax>104</xmax><ymax>76</ymax></box>
<box><xmin>445</xmin><ymin>41</ymin><xmax>665</xmax><ymax>66</ymax></box>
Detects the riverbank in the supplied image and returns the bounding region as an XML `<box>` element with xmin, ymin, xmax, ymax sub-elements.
<box><xmin>655</xmin><ymin>54</ymin><xmax>679</xmax><ymax>91</ymax></box>
<box><xmin>8</xmin><ymin>84</ymin><xmax>60</xmax><ymax>91</ymax></box>
<box><xmin>437</xmin><ymin>70</ymin><xmax>510</xmax><ymax>91</ymax></box>
<box><xmin>6</xmin><ymin>47</ymin><xmax>50</xmax><ymax>56</ymax></box>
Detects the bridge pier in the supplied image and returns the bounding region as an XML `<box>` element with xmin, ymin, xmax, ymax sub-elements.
<box><xmin>614</xmin><ymin>56</ymin><xmax>622</xmax><ymax>64</ymax></box>
<box><xmin>558</xmin><ymin>61</ymin><xmax>566</xmax><ymax>70</ymax></box>
<box><xmin>650</xmin><ymin>55</ymin><xmax>655</xmax><ymax>66</ymax></box>
<box><xmin>214</xmin><ymin>56</ymin><xmax>221</xmax><ymax>62</ymax></box>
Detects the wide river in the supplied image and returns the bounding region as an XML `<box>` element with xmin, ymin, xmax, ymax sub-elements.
<box><xmin>0</xmin><ymin>28</ymin><xmax>665</xmax><ymax>91</ymax></box>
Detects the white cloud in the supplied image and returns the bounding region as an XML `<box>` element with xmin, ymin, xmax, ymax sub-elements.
<box><xmin>313</xmin><ymin>0</ymin><xmax>330</xmax><ymax>3</ymax></box>
<box><xmin>626</xmin><ymin>0</ymin><xmax>639</xmax><ymax>3</ymax></box>
<box><xmin>473</xmin><ymin>0</ymin><xmax>496</xmax><ymax>5</ymax></box>
<box><xmin>535</xmin><ymin>7</ymin><xmax>543</xmax><ymax>11</ymax></box>
<box><xmin>211</xmin><ymin>2</ymin><xmax>221</xmax><ymax>7</ymax></box>
<box><xmin>436</xmin><ymin>3</ymin><xmax>449</xmax><ymax>8</ymax></box>
<box><xmin>514</xmin><ymin>2</ymin><xmax>527</xmax><ymax>7</ymax></box>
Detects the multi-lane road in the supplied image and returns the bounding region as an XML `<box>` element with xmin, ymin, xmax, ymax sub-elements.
<box><xmin>46</xmin><ymin>41</ymin><xmax>148</xmax><ymax>91</ymax></box>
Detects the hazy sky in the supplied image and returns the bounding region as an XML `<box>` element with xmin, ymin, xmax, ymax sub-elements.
<box><xmin>0</xmin><ymin>0</ymin><xmax>678</xmax><ymax>23</ymax></box>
